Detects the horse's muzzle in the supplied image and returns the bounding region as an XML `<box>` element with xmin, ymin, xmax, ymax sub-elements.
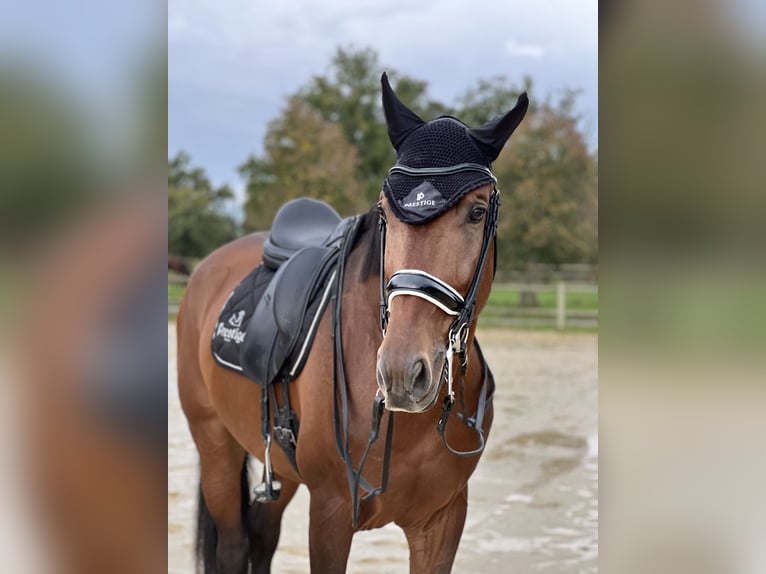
<box><xmin>376</xmin><ymin>353</ymin><xmax>436</xmax><ymax>412</ymax></box>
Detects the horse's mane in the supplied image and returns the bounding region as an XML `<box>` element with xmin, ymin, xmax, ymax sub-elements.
<box><xmin>355</xmin><ymin>205</ymin><xmax>380</xmax><ymax>283</ymax></box>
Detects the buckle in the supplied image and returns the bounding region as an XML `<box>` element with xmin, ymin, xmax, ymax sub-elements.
<box><xmin>273</xmin><ymin>426</ymin><xmax>296</xmax><ymax>446</ymax></box>
<box><xmin>449</xmin><ymin>322</ymin><xmax>469</xmax><ymax>353</ymax></box>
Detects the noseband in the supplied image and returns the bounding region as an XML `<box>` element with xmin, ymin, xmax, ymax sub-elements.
<box><xmin>378</xmin><ymin>163</ymin><xmax>499</xmax><ymax>402</ymax></box>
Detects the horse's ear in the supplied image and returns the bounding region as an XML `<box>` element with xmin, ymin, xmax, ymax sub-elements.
<box><xmin>467</xmin><ymin>92</ymin><xmax>529</xmax><ymax>162</ymax></box>
<box><xmin>381</xmin><ymin>72</ymin><xmax>425</xmax><ymax>151</ymax></box>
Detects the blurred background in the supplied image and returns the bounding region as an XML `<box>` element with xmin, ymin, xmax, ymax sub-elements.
<box><xmin>0</xmin><ymin>0</ymin><xmax>167</xmax><ymax>572</ymax></box>
<box><xmin>601</xmin><ymin>0</ymin><xmax>766</xmax><ymax>573</ymax></box>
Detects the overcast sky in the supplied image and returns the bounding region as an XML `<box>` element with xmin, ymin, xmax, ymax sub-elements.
<box><xmin>169</xmin><ymin>0</ymin><xmax>597</xmax><ymax>193</ymax></box>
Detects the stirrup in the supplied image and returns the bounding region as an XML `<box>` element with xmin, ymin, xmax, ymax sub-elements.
<box><xmin>253</xmin><ymin>435</ymin><xmax>282</xmax><ymax>502</ymax></box>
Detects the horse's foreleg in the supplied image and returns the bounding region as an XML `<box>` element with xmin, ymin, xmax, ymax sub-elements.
<box><xmin>402</xmin><ymin>487</ymin><xmax>468</xmax><ymax>574</ymax></box>
<box><xmin>193</xmin><ymin>416</ymin><xmax>250</xmax><ymax>574</ymax></box>
<box><xmin>307</xmin><ymin>493</ymin><xmax>354</xmax><ymax>574</ymax></box>
<box><xmin>247</xmin><ymin>474</ymin><xmax>299</xmax><ymax>574</ymax></box>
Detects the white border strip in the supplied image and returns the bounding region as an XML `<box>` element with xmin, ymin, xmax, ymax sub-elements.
<box><xmin>213</xmin><ymin>351</ymin><xmax>244</xmax><ymax>372</ymax></box>
<box><xmin>387</xmin><ymin>290</ymin><xmax>461</xmax><ymax>316</ymax></box>
<box><xmin>288</xmin><ymin>269</ymin><xmax>338</xmax><ymax>376</ymax></box>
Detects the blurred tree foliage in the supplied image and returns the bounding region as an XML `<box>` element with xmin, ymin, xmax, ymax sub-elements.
<box><xmin>168</xmin><ymin>151</ymin><xmax>237</xmax><ymax>258</ymax></box>
<box><xmin>237</xmin><ymin>46</ymin><xmax>596</xmax><ymax>268</ymax></box>
<box><xmin>0</xmin><ymin>65</ymin><xmax>96</xmax><ymax>250</ymax></box>
<box><xmin>488</xmin><ymin>92</ymin><xmax>598</xmax><ymax>269</ymax></box>
<box><xmin>296</xmin><ymin>47</ymin><xmax>448</xmax><ymax>204</ymax></box>
<box><xmin>239</xmin><ymin>97</ymin><xmax>367</xmax><ymax>231</ymax></box>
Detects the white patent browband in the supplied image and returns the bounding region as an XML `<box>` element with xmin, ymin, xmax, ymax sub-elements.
<box><xmin>386</xmin><ymin>269</ymin><xmax>464</xmax><ymax>316</ymax></box>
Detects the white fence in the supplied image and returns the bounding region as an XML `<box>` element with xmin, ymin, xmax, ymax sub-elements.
<box><xmin>483</xmin><ymin>282</ymin><xmax>598</xmax><ymax>330</ymax></box>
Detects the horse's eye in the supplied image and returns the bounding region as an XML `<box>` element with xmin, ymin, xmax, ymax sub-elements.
<box><xmin>467</xmin><ymin>205</ymin><xmax>487</xmax><ymax>224</ymax></box>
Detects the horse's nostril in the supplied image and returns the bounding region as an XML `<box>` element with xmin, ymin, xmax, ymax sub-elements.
<box><xmin>406</xmin><ymin>358</ymin><xmax>430</xmax><ymax>396</ymax></box>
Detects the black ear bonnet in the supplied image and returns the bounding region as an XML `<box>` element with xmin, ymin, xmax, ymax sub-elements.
<box><xmin>380</xmin><ymin>72</ymin><xmax>528</xmax><ymax>224</ymax></box>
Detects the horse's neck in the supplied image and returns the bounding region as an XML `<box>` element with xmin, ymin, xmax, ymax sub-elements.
<box><xmin>339</xmin><ymin>240</ymin><xmax>381</xmax><ymax>344</ymax></box>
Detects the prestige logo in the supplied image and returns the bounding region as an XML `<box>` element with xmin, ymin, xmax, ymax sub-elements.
<box><xmin>216</xmin><ymin>322</ymin><xmax>246</xmax><ymax>344</ymax></box>
<box><xmin>228</xmin><ymin>310</ymin><xmax>245</xmax><ymax>328</ymax></box>
<box><xmin>400</xmin><ymin>182</ymin><xmax>442</xmax><ymax>212</ymax></box>
<box><xmin>402</xmin><ymin>198</ymin><xmax>436</xmax><ymax>208</ymax></box>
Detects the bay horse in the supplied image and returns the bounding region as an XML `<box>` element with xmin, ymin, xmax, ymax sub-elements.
<box><xmin>177</xmin><ymin>73</ymin><xmax>528</xmax><ymax>573</ymax></box>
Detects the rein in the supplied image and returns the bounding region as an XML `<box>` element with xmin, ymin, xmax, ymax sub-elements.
<box><xmin>332</xmin><ymin>218</ymin><xmax>395</xmax><ymax>528</ymax></box>
<box><xmin>333</xmin><ymin>163</ymin><xmax>498</xmax><ymax>528</ymax></box>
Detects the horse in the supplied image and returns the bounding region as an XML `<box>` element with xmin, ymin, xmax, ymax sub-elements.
<box><xmin>177</xmin><ymin>73</ymin><xmax>528</xmax><ymax>573</ymax></box>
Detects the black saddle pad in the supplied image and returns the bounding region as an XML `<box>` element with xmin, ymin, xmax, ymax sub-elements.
<box><xmin>211</xmin><ymin>251</ymin><xmax>338</xmax><ymax>383</ymax></box>
<box><xmin>211</xmin><ymin>264</ymin><xmax>275</xmax><ymax>373</ymax></box>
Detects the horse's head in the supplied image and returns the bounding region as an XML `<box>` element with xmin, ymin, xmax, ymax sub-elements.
<box><xmin>375</xmin><ymin>73</ymin><xmax>528</xmax><ymax>413</ymax></box>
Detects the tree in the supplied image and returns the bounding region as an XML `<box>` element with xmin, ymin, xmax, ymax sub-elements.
<box><xmin>452</xmin><ymin>75</ymin><xmax>534</xmax><ymax>127</ymax></box>
<box><xmin>453</xmin><ymin>81</ymin><xmax>597</xmax><ymax>271</ymax></box>
<box><xmin>240</xmin><ymin>97</ymin><xmax>367</xmax><ymax>232</ymax></box>
<box><xmin>168</xmin><ymin>151</ymin><xmax>237</xmax><ymax>258</ymax></box>
<box><xmin>299</xmin><ymin>46</ymin><xmax>444</xmax><ymax>203</ymax></box>
<box><xmin>492</xmin><ymin>94</ymin><xmax>597</xmax><ymax>270</ymax></box>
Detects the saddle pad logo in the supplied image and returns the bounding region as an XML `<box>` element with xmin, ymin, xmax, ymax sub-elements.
<box><xmin>215</xmin><ymin>321</ymin><xmax>246</xmax><ymax>344</ymax></box>
<box><xmin>228</xmin><ymin>310</ymin><xmax>245</xmax><ymax>328</ymax></box>
<box><xmin>399</xmin><ymin>181</ymin><xmax>444</xmax><ymax>220</ymax></box>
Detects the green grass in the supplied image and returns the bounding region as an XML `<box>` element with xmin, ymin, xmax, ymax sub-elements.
<box><xmin>168</xmin><ymin>282</ymin><xmax>186</xmax><ymax>300</ymax></box>
<box><xmin>488</xmin><ymin>286</ymin><xmax>598</xmax><ymax>310</ymax></box>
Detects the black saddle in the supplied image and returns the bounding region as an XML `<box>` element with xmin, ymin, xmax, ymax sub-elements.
<box><xmin>211</xmin><ymin>198</ymin><xmax>358</xmax><ymax>387</ymax></box>
<box><xmin>241</xmin><ymin>245</ymin><xmax>339</xmax><ymax>384</ymax></box>
<box><xmin>262</xmin><ymin>198</ymin><xmax>342</xmax><ymax>270</ymax></box>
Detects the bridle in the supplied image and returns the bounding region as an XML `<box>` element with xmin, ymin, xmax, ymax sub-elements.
<box><xmin>333</xmin><ymin>162</ymin><xmax>499</xmax><ymax>527</ymax></box>
<box><xmin>378</xmin><ymin>162</ymin><xmax>499</xmax><ymax>406</ymax></box>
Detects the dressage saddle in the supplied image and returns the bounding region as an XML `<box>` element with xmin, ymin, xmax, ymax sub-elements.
<box><xmin>261</xmin><ymin>198</ymin><xmax>343</xmax><ymax>269</ymax></box>
<box><xmin>212</xmin><ymin>197</ymin><xmax>358</xmax><ymax>387</ymax></box>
